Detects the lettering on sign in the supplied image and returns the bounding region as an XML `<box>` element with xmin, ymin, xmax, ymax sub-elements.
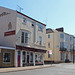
<box><xmin>4</xmin><ymin>30</ymin><xmax>16</xmax><ymax>36</ymax></box>
<box><xmin>0</xmin><ymin>12</ymin><xmax>10</xmax><ymax>17</ymax></box>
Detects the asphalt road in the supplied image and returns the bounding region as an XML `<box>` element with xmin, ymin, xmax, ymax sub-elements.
<box><xmin>1</xmin><ymin>63</ymin><xmax>75</xmax><ymax>75</ymax></box>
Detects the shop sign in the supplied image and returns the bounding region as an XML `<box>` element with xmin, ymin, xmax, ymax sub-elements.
<box><xmin>49</xmin><ymin>50</ymin><xmax>52</xmax><ymax>54</ymax></box>
<box><xmin>4</xmin><ymin>30</ymin><xmax>15</xmax><ymax>36</ymax></box>
<box><xmin>0</xmin><ymin>12</ymin><xmax>10</xmax><ymax>17</ymax></box>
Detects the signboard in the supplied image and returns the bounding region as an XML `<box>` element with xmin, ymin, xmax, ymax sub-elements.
<box><xmin>4</xmin><ymin>30</ymin><xmax>15</xmax><ymax>36</ymax></box>
<box><xmin>49</xmin><ymin>50</ymin><xmax>52</xmax><ymax>54</ymax></box>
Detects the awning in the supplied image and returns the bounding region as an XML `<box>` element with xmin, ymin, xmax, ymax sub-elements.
<box><xmin>16</xmin><ymin>45</ymin><xmax>47</xmax><ymax>53</ymax></box>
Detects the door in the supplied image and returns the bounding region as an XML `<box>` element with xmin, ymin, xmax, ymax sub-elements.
<box><xmin>18</xmin><ymin>51</ymin><xmax>20</xmax><ymax>67</ymax></box>
<box><xmin>27</xmin><ymin>55</ymin><xmax>29</xmax><ymax>63</ymax></box>
<box><xmin>18</xmin><ymin>55</ymin><xmax>20</xmax><ymax>67</ymax></box>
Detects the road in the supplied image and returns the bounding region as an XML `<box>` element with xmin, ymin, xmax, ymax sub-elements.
<box><xmin>0</xmin><ymin>63</ymin><xmax>75</xmax><ymax>75</ymax></box>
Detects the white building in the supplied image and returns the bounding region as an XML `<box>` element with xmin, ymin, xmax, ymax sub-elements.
<box><xmin>0</xmin><ymin>6</ymin><xmax>46</xmax><ymax>67</ymax></box>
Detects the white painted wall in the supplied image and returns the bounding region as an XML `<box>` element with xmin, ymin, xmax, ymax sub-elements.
<box><xmin>0</xmin><ymin>6</ymin><xmax>17</xmax><ymax>47</ymax></box>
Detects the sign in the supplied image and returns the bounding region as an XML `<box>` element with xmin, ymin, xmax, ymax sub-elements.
<box><xmin>49</xmin><ymin>50</ymin><xmax>52</xmax><ymax>54</ymax></box>
<box><xmin>0</xmin><ymin>12</ymin><xmax>10</xmax><ymax>17</ymax></box>
<box><xmin>4</xmin><ymin>30</ymin><xmax>15</xmax><ymax>36</ymax></box>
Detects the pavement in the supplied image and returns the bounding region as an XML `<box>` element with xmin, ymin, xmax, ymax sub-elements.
<box><xmin>0</xmin><ymin>64</ymin><xmax>54</xmax><ymax>73</ymax></box>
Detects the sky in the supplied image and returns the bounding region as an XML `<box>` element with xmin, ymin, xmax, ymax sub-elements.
<box><xmin>0</xmin><ymin>0</ymin><xmax>75</xmax><ymax>35</ymax></box>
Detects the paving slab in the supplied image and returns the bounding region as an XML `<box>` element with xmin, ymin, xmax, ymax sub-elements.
<box><xmin>0</xmin><ymin>65</ymin><xmax>55</xmax><ymax>73</ymax></box>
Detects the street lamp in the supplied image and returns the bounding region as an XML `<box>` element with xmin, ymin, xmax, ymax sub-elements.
<box><xmin>73</xmin><ymin>37</ymin><xmax>75</xmax><ymax>64</ymax></box>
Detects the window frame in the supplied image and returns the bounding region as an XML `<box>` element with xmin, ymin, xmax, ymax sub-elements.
<box><xmin>21</xmin><ymin>31</ymin><xmax>30</xmax><ymax>44</ymax></box>
<box><xmin>39</xmin><ymin>36</ymin><xmax>42</xmax><ymax>45</ymax></box>
<box><xmin>48</xmin><ymin>34</ymin><xmax>50</xmax><ymax>38</ymax></box>
<box><xmin>3</xmin><ymin>52</ymin><xmax>11</xmax><ymax>63</ymax></box>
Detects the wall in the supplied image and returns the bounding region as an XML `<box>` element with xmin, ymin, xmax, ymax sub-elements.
<box><xmin>0</xmin><ymin>48</ymin><xmax>15</xmax><ymax>67</ymax></box>
<box><xmin>0</xmin><ymin>6</ymin><xmax>16</xmax><ymax>47</ymax></box>
<box><xmin>16</xmin><ymin>13</ymin><xmax>46</xmax><ymax>50</ymax></box>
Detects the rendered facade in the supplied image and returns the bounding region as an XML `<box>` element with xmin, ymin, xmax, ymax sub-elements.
<box><xmin>44</xmin><ymin>28</ymin><xmax>75</xmax><ymax>63</ymax></box>
<box><xmin>0</xmin><ymin>6</ymin><xmax>46</xmax><ymax>67</ymax></box>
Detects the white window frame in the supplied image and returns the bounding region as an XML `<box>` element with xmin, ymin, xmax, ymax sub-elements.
<box><xmin>21</xmin><ymin>31</ymin><xmax>30</xmax><ymax>44</ymax></box>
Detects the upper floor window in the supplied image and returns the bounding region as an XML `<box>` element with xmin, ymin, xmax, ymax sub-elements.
<box><xmin>23</xmin><ymin>18</ymin><xmax>27</xmax><ymax>24</ymax></box>
<box><xmin>65</xmin><ymin>35</ymin><xmax>68</xmax><ymax>41</ymax></box>
<box><xmin>70</xmin><ymin>36</ymin><xmax>73</xmax><ymax>41</ymax></box>
<box><xmin>48</xmin><ymin>34</ymin><xmax>50</xmax><ymax>38</ymax></box>
<box><xmin>38</xmin><ymin>26</ymin><xmax>43</xmax><ymax>31</ymax></box>
<box><xmin>21</xmin><ymin>32</ymin><xmax>30</xmax><ymax>44</ymax></box>
<box><xmin>48</xmin><ymin>42</ymin><xmax>50</xmax><ymax>48</ymax></box>
<box><xmin>39</xmin><ymin>36</ymin><xmax>42</xmax><ymax>45</ymax></box>
<box><xmin>70</xmin><ymin>44</ymin><xmax>73</xmax><ymax>50</ymax></box>
<box><xmin>60</xmin><ymin>42</ymin><xmax>64</xmax><ymax>48</ymax></box>
<box><xmin>32</xmin><ymin>22</ymin><xmax>35</xmax><ymax>27</ymax></box>
<box><xmin>60</xmin><ymin>33</ymin><xmax>64</xmax><ymax>39</ymax></box>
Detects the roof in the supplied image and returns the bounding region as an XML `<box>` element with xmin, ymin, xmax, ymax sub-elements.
<box><xmin>17</xmin><ymin>11</ymin><xmax>46</xmax><ymax>26</ymax></box>
<box><xmin>46</xmin><ymin>28</ymin><xmax>54</xmax><ymax>33</ymax></box>
<box><xmin>0</xmin><ymin>46</ymin><xmax>15</xmax><ymax>50</ymax></box>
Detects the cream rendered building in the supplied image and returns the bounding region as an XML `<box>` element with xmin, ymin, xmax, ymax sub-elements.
<box><xmin>0</xmin><ymin>6</ymin><xmax>46</xmax><ymax>67</ymax></box>
<box><xmin>44</xmin><ymin>28</ymin><xmax>75</xmax><ymax>63</ymax></box>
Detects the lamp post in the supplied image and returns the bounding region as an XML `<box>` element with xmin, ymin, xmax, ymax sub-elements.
<box><xmin>73</xmin><ymin>37</ymin><xmax>74</xmax><ymax>64</ymax></box>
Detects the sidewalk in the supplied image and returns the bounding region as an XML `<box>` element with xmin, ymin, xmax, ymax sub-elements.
<box><xmin>0</xmin><ymin>65</ymin><xmax>55</xmax><ymax>73</ymax></box>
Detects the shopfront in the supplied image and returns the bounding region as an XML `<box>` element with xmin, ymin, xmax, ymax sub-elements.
<box><xmin>15</xmin><ymin>45</ymin><xmax>46</xmax><ymax>67</ymax></box>
<box><xmin>0</xmin><ymin>46</ymin><xmax>15</xmax><ymax>67</ymax></box>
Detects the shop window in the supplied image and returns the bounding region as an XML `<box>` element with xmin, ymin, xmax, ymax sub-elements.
<box><xmin>30</xmin><ymin>52</ymin><xmax>33</xmax><ymax>63</ymax></box>
<box><xmin>3</xmin><ymin>53</ymin><xmax>11</xmax><ymax>63</ymax></box>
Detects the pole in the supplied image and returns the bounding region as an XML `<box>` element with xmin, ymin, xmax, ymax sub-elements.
<box><xmin>73</xmin><ymin>37</ymin><xmax>74</xmax><ymax>64</ymax></box>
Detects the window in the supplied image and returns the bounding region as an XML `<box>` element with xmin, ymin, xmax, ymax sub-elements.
<box><xmin>48</xmin><ymin>51</ymin><xmax>50</xmax><ymax>58</ymax></box>
<box><xmin>70</xmin><ymin>36</ymin><xmax>73</xmax><ymax>41</ymax></box>
<box><xmin>65</xmin><ymin>35</ymin><xmax>68</xmax><ymax>41</ymax></box>
<box><xmin>21</xmin><ymin>32</ymin><xmax>24</xmax><ymax>43</ymax></box>
<box><xmin>25</xmin><ymin>33</ymin><xmax>29</xmax><ymax>43</ymax></box>
<box><xmin>70</xmin><ymin>44</ymin><xmax>73</xmax><ymax>50</ymax></box>
<box><xmin>60</xmin><ymin>42</ymin><xmax>64</xmax><ymax>48</ymax></box>
<box><xmin>39</xmin><ymin>36</ymin><xmax>42</xmax><ymax>45</ymax></box>
<box><xmin>48</xmin><ymin>34</ymin><xmax>50</xmax><ymax>38</ymax></box>
<box><xmin>23</xmin><ymin>18</ymin><xmax>27</xmax><ymax>23</ymax></box>
<box><xmin>48</xmin><ymin>43</ymin><xmax>50</xmax><ymax>48</ymax></box>
<box><xmin>39</xmin><ymin>26</ymin><xmax>42</xmax><ymax>31</ymax></box>
<box><xmin>32</xmin><ymin>22</ymin><xmax>35</xmax><ymax>27</ymax></box>
<box><xmin>3</xmin><ymin>53</ymin><xmax>11</xmax><ymax>63</ymax></box>
<box><xmin>60</xmin><ymin>33</ymin><xmax>64</xmax><ymax>39</ymax></box>
<box><xmin>21</xmin><ymin>32</ymin><xmax>30</xmax><ymax>44</ymax></box>
<box><xmin>30</xmin><ymin>52</ymin><xmax>33</xmax><ymax>63</ymax></box>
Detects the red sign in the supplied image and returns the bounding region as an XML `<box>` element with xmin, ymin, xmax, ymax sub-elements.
<box><xmin>4</xmin><ymin>30</ymin><xmax>16</xmax><ymax>36</ymax></box>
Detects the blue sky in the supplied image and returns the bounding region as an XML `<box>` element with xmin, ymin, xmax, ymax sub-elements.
<box><xmin>0</xmin><ymin>0</ymin><xmax>75</xmax><ymax>35</ymax></box>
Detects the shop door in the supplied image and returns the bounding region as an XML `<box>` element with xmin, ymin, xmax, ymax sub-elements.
<box><xmin>18</xmin><ymin>51</ymin><xmax>20</xmax><ymax>67</ymax></box>
<box><xmin>27</xmin><ymin>55</ymin><xmax>29</xmax><ymax>63</ymax></box>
